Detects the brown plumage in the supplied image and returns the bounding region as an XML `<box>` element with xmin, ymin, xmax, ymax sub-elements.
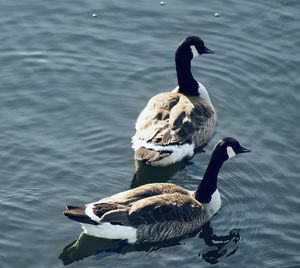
<box><xmin>134</xmin><ymin>147</ymin><xmax>171</xmax><ymax>164</ymax></box>
<box><xmin>135</xmin><ymin>92</ymin><xmax>216</xmax><ymax>146</ymax></box>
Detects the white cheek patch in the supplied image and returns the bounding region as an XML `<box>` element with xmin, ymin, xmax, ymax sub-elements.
<box><xmin>191</xmin><ymin>45</ymin><xmax>199</xmax><ymax>58</ymax></box>
<box><xmin>226</xmin><ymin>146</ymin><xmax>236</xmax><ymax>159</ymax></box>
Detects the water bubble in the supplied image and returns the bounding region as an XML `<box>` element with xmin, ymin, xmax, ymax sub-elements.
<box><xmin>92</xmin><ymin>13</ymin><xmax>97</xmax><ymax>18</ymax></box>
<box><xmin>214</xmin><ymin>12</ymin><xmax>221</xmax><ymax>17</ymax></box>
<box><xmin>160</xmin><ymin>1</ymin><xmax>166</xmax><ymax>6</ymax></box>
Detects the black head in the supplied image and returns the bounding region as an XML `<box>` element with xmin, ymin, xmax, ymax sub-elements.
<box><xmin>212</xmin><ymin>137</ymin><xmax>251</xmax><ymax>161</ymax></box>
<box><xmin>176</xmin><ymin>36</ymin><xmax>214</xmax><ymax>60</ymax></box>
<box><xmin>195</xmin><ymin>137</ymin><xmax>250</xmax><ymax>204</ymax></box>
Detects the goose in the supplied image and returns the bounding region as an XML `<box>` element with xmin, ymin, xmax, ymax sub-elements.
<box><xmin>63</xmin><ymin>137</ymin><xmax>250</xmax><ymax>243</ymax></box>
<box><xmin>132</xmin><ymin>36</ymin><xmax>217</xmax><ymax>166</ymax></box>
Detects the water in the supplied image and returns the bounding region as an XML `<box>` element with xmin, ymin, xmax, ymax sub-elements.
<box><xmin>0</xmin><ymin>0</ymin><xmax>299</xmax><ymax>267</ymax></box>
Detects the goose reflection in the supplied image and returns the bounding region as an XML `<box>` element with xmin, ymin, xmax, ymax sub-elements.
<box><xmin>131</xmin><ymin>159</ymin><xmax>189</xmax><ymax>188</ymax></box>
<box><xmin>59</xmin><ymin>222</ymin><xmax>240</xmax><ymax>266</ymax></box>
<box><xmin>198</xmin><ymin>223</ymin><xmax>240</xmax><ymax>264</ymax></box>
<box><xmin>131</xmin><ymin>146</ymin><xmax>206</xmax><ymax>188</ymax></box>
<box><xmin>59</xmin><ymin>232</ymin><xmax>182</xmax><ymax>266</ymax></box>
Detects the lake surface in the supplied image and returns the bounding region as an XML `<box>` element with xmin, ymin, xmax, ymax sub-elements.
<box><xmin>0</xmin><ymin>0</ymin><xmax>299</xmax><ymax>267</ymax></box>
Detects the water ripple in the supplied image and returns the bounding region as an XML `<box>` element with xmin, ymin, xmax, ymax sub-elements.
<box><xmin>0</xmin><ymin>0</ymin><xmax>299</xmax><ymax>267</ymax></box>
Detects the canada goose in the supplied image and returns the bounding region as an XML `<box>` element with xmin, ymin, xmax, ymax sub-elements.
<box><xmin>63</xmin><ymin>137</ymin><xmax>250</xmax><ymax>243</ymax></box>
<box><xmin>132</xmin><ymin>36</ymin><xmax>217</xmax><ymax>166</ymax></box>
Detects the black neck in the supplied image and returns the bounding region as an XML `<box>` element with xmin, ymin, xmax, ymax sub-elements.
<box><xmin>194</xmin><ymin>153</ymin><xmax>225</xmax><ymax>203</ymax></box>
<box><xmin>175</xmin><ymin>49</ymin><xmax>199</xmax><ymax>96</ymax></box>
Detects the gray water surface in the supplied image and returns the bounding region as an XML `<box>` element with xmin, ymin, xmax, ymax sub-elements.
<box><xmin>1</xmin><ymin>0</ymin><xmax>300</xmax><ymax>267</ymax></box>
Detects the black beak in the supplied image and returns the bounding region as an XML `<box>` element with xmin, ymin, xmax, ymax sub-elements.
<box><xmin>238</xmin><ymin>145</ymin><xmax>251</xmax><ymax>154</ymax></box>
<box><xmin>203</xmin><ymin>46</ymin><xmax>215</xmax><ymax>54</ymax></box>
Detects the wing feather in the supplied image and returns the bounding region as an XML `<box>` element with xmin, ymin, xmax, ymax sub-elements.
<box><xmin>91</xmin><ymin>185</ymin><xmax>201</xmax><ymax>227</ymax></box>
<box><xmin>98</xmin><ymin>183</ymin><xmax>190</xmax><ymax>205</ymax></box>
<box><xmin>128</xmin><ymin>193</ymin><xmax>205</xmax><ymax>225</ymax></box>
<box><xmin>134</xmin><ymin>92</ymin><xmax>217</xmax><ymax>146</ymax></box>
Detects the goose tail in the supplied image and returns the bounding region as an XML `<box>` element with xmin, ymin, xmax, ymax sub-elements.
<box><xmin>63</xmin><ymin>205</ymin><xmax>97</xmax><ymax>225</ymax></box>
<box><xmin>134</xmin><ymin>147</ymin><xmax>171</xmax><ymax>165</ymax></box>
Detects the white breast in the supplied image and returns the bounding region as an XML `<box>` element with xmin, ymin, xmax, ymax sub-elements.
<box><xmin>197</xmin><ymin>82</ymin><xmax>211</xmax><ymax>102</ymax></box>
<box><xmin>202</xmin><ymin>189</ymin><xmax>221</xmax><ymax>217</ymax></box>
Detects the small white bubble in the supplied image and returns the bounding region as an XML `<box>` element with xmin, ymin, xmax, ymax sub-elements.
<box><xmin>160</xmin><ymin>1</ymin><xmax>166</xmax><ymax>6</ymax></box>
<box><xmin>214</xmin><ymin>12</ymin><xmax>221</xmax><ymax>17</ymax></box>
<box><xmin>92</xmin><ymin>13</ymin><xmax>97</xmax><ymax>17</ymax></box>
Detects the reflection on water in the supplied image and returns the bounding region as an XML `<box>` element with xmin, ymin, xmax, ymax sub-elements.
<box><xmin>131</xmin><ymin>159</ymin><xmax>187</xmax><ymax>188</ymax></box>
<box><xmin>198</xmin><ymin>223</ymin><xmax>240</xmax><ymax>264</ymax></box>
<box><xmin>132</xmin><ymin>149</ymin><xmax>207</xmax><ymax>188</ymax></box>
<box><xmin>59</xmin><ymin>232</ymin><xmax>182</xmax><ymax>265</ymax></box>
<box><xmin>59</xmin><ymin>222</ymin><xmax>240</xmax><ymax>266</ymax></box>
